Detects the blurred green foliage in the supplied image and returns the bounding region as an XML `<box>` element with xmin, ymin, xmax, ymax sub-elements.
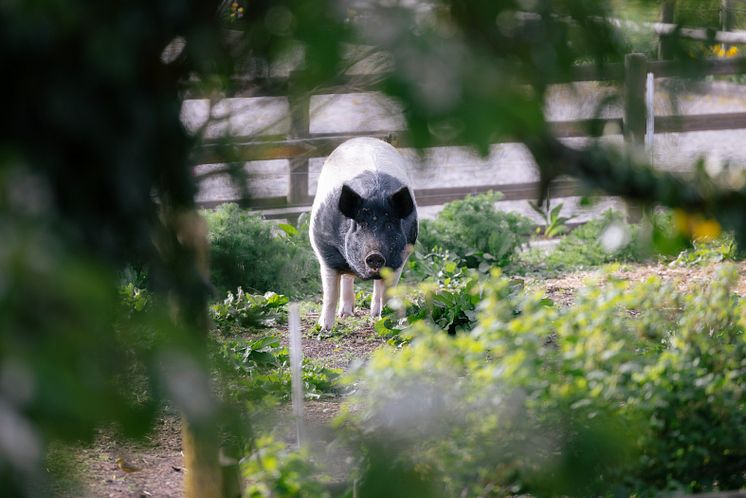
<box><xmin>202</xmin><ymin>204</ymin><xmax>319</xmax><ymax>297</ymax></box>
<box><xmin>0</xmin><ymin>0</ymin><xmax>349</xmax><ymax>492</ymax></box>
<box><xmin>343</xmin><ymin>266</ymin><xmax>746</xmax><ymax>497</ymax></box>
<box><xmin>241</xmin><ymin>435</ymin><xmax>331</xmax><ymax>498</ymax></box>
<box><xmin>4</xmin><ymin>0</ymin><xmax>746</xmax><ymax>494</ymax></box>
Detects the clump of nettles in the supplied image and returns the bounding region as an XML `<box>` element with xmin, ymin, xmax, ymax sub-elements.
<box><xmin>201</xmin><ymin>204</ymin><xmax>319</xmax><ymax>297</ymax></box>
<box><xmin>342</xmin><ymin>266</ymin><xmax>746</xmax><ymax>497</ymax></box>
<box><xmin>417</xmin><ymin>191</ymin><xmax>534</xmax><ymax>270</ymax></box>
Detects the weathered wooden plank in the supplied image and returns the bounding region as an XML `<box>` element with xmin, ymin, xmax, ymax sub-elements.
<box><xmin>195</xmin><ymin>179</ymin><xmax>583</xmax><ymax>215</ymax></box>
<box><xmin>656</xmin><ymin>112</ymin><xmax>746</xmax><ymax>133</ymax></box>
<box><xmin>191</xmin><ymin>109</ymin><xmax>746</xmax><ymax>168</ymax></box>
<box><xmin>183</xmin><ymin>73</ymin><xmax>388</xmax><ymax>98</ymax></box>
<box><xmin>669</xmin><ymin>492</ymin><xmax>746</xmax><ymax>498</ymax></box>
<box><xmin>563</xmin><ymin>63</ymin><xmax>624</xmax><ymax>82</ymax></box>
<box><xmin>192</xmin><ymin>118</ymin><xmax>623</xmax><ymax>164</ymax></box>
<box><xmin>196</xmin><ymin>195</ymin><xmax>294</xmax><ymax>210</ymax></box>
<box><xmin>650</xmin><ymin>57</ymin><xmax>746</xmax><ymax>78</ymax></box>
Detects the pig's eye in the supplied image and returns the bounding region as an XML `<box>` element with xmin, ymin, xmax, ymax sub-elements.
<box><xmin>385</xmin><ymin>222</ymin><xmax>394</xmax><ymax>231</ymax></box>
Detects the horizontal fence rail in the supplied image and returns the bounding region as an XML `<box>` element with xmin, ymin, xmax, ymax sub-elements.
<box><xmin>197</xmin><ymin>179</ymin><xmax>583</xmax><ymax>220</ymax></box>
<box><xmin>184</xmin><ymin>57</ymin><xmax>746</xmax><ymax>98</ymax></box>
<box><xmin>190</xmin><ymin>48</ymin><xmax>746</xmax><ymax>219</ymax></box>
<box><xmin>192</xmin><ymin>111</ymin><xmax>746</xmax><ymax>166</ymax></box>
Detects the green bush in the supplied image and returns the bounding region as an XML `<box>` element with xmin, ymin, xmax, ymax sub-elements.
<box><xmin>202</xmin><ymin>204</ymin><xmax>319</xmax><ymax>297</ymax></box>
<box><xmin>344</xmin><ymin>266</ymin><xmax>746</xmax><ymax>497</ymax></box>
<box><xmin>519</xmin><ymin>209</ymin><xmax>646</xmax><ymax>271</ymax></box>
<box><xmin>210</xmin><ymin>289</ymin><xmax>289</xmax><ymax>332</ymax></box>
<box><xmin>418</xmin><ymin>192</ymin><xmax>534</xmax><ymax>270</ymax></box>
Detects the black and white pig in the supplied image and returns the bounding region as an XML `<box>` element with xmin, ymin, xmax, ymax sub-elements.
<box><xmin>309</xmin><ymin>137</ymin><xmax>418</xmax><ymax>330</ymax></box>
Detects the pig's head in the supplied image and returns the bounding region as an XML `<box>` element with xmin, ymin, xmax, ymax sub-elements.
<box><xmin>338</xmin><ymin>183</ymin><xmax>415</xmax><ymax>279</ymax></box>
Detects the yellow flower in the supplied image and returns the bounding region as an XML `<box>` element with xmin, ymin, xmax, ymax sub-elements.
<box><xmin>691</xmin><ymin>218</ymin><xmax>721</xmax><ymax>242</ymax></box>
<box><xmin>672</xmin><ymin>209</ymin><xmax>721</xmax><ymax>241</ymax></box>
<box><xmin>711</xmin><ymin>45</ymin><xmax>740</xmax><ymax>58</ymax></box>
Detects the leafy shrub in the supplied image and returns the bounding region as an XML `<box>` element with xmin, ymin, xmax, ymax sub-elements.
<box><xmin>670</xmin><ymin>234</ymin><xmax>739</xmax><ymax>266</ymax></box>
<box><xmin>215</xmin><ymin>334</ymin><xmax>340</xmax><ymax>403</ymax></box>
<box><xmin>389</xmin><ymin>251</ymin><xmax>538</xmax><ymax>338</ymax></box>
<box><xmin>202</xmin><ymin>204</ymin><xmax>319</xmax><ymax>297</ymax></box>
<box><xmin>519</xmin><ymin>209</ymin><xmax>645</xmax><ymax>271</ymax></box>
<box><xmin>343</xmin><ymin>266</ymin><xmax>746</xmax><ymax>497</ymax></box>
<box><xmin>382</xmin><ymin>256</ymin><xmax>482</xmax><ymax>337</ymax></box>
<box><xmin>418</xmin><ymin>192</ymin><xmax>534</xmax><ymax>270</ymax></box>
<box><xmin>210</xmin><ymin>288</ymin><xmax>289</xmax><ymax>332</ymax></box>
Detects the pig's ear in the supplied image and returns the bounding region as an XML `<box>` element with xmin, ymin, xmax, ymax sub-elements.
<box><xmin>391</xmin><ymin>187</ymin><xmax>415</xmax><ymax>219</ymax></box>
<box><xmin>339</xmin><ymin>184</ymin><xmax>362</xmax><ymax>219</ymax></box>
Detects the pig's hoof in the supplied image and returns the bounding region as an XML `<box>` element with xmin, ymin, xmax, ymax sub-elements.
<box><xmin>338</xmin><ymin>306</ymin><xmax>354</xmax><ymax>318</ymax></box>
<box><xmin>319</xmin><ymin>315</ymin><xmax>335</xmax><ymax>331</ymax></box>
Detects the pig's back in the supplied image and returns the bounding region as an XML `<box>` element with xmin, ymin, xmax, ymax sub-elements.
<box><xmin>312</xmin><ymin>137</ymin><xmax>412</xmax><ymax>206</ymax></box>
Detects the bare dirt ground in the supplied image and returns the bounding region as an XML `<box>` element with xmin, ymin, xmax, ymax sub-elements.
<box><xmin>71</xmin><ymin>260</ymin><xmax>746</xmax><ymax>497</ymax></box>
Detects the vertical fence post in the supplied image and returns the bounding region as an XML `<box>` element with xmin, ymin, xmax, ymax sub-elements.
<box><xmin>624</xmin><ymin>53</ymin><xmax>648</xmax><ymax>222</ymax></box>
<box><xmin>658</xmin><ymin>0</ymin><xmax>676</xmax><ymax>60</ymax></box>
<box><xmin>721</xmin><ymin>0</ymin><xmax>734</xmax><ymax>54</ymax></box>
<box><xmin>287</xmin><ymin>73</ymin><xmax>310</xmax><ymax>209</ymax></box>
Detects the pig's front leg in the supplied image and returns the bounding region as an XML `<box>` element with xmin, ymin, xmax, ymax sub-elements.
<box><xmin>370</xmin><ymin>267</ymin><xmax>404</xmax><ymax>318</ymax></box>
<box><xmin>371</xmin><ymin>279</ymin><xmax>385</xmax><ymax>318</ymax></box>
<box><xmin>319</xmin><ymin>264</ymin><xmax>341</xmax><ymax>330</ymax></box>
<box><xmin>338</xmin><ymin>274</ymin><xmax>355</xmax><ymax>317</ymax></box>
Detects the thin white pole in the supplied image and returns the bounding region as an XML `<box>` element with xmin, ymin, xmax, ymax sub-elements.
<box><xmin>645</xmin><ymin>72</ymin><xmax>655</xmax><ymax>163</ymax></box>
<box><xmin>288</xmin><ymin>303</ymin><xmax>304</xmax><ymax>448</ymax></box>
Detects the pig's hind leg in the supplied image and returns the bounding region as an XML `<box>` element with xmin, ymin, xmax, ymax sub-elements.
<box><xmin>319</xmin><ymin>265</ymin><xmax>341</xmax><ymax>330</ymax></box>
<box><xmin>339</xmin><ymin>274</ymin><xmax>355</xmax><ymax>317</ymax></box>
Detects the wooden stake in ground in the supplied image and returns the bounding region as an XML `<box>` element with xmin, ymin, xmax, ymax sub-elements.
<box><xmin>183</xmin><ymin>419</ymin><xmax>222</xmax><ymax>497</ymax></box>
<box><xmin>163</xmin><ymin>209</ymin><xmax>226</xmax><ymax>498</ymax></box>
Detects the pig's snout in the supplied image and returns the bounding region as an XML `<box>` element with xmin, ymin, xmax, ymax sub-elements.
<box><xmin>365</xmin><ymin>251</ymin><xmax>386</xmax><ymax>271</ymax></box>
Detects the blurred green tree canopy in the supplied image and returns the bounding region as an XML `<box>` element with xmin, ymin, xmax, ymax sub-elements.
<box><xmin>1</xmin><ymin>0</ymin><xmax>745</xmax><ymax>495</ymax></box>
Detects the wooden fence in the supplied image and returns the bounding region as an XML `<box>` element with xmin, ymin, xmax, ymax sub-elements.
<box><xmin>190</xmin><ymin>18</ymin><xmax>746</xmax><ymax>220</ymax></box>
